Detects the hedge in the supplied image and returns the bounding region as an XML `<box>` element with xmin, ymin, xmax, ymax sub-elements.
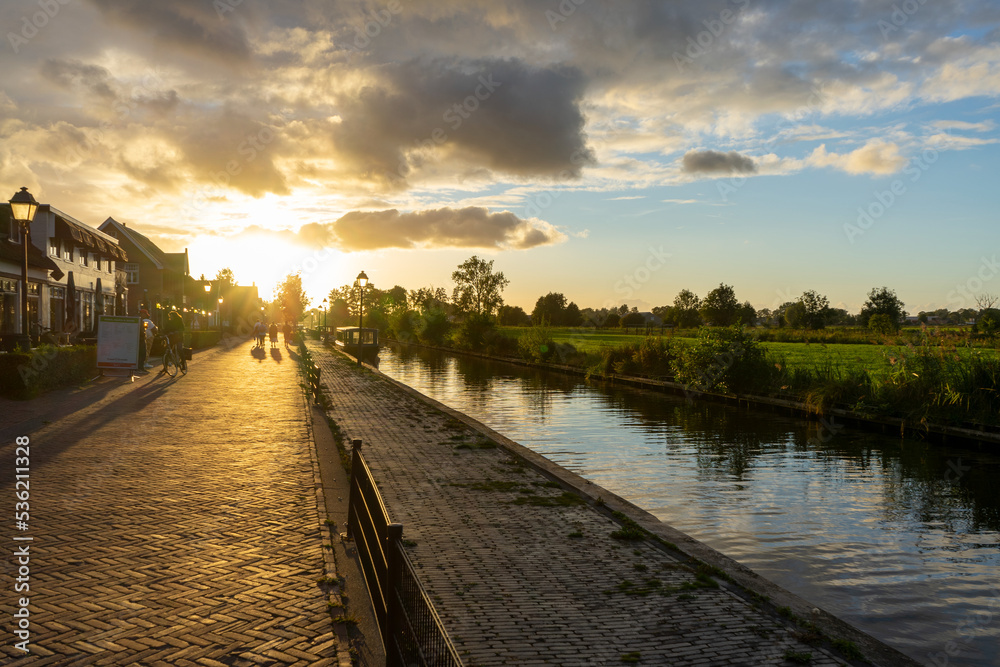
<box><xmin>0</xmin><ymin>345</ymin><xmax>98</xmax><ymax>399</ymax></box>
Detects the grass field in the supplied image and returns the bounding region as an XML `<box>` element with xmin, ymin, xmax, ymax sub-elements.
<box><xmin>500</xmin><ymin>326</ymin><xmax>998</xmax><ymax>375</ymax></box>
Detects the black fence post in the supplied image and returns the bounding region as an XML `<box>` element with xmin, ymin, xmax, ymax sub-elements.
<box><xmin>385</xmin><ymin>522</ymin><xmax>404</xmax><ymax>667</ymax></box>
<box><xmin>346</xmin><ymin>440</ymin><xmax>362</xmax><ymax>539</ymax></box>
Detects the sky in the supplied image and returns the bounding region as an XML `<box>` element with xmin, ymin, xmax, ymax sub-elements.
<box><xmin>2</xmin><ymin>0</ymin><xmax>999</xmax><ymax>315</ymax></box>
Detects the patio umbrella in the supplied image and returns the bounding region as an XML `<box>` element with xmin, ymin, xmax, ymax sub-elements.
<box><xmin>64</xmin><ymin>271</ymin><xmax>77</xmax><ymax>334</ymax></box>
<box><xmin>94</xmin><ymin>277</ymin><xmax>103</xmax><ymax>335</ymax></box>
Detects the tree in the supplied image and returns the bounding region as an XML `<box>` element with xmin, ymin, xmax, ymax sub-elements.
<box><xmin>409</xmin><ymin>286</ymin><xmax>449</xmax><ymax>312</ymax></box>
<box><xmin>563</xmin><ymin>301</ymin><xmax>582</xmax><ymax>326</ymax></box>
<box><xmin>328</xmin><ymin>298</ymin><xmax>350</xmax><ymax>327</ymax></box>
<box><xmin>799</xmin><ymin>290</ymin><xmax>831</xmax><ymax>329</ymax></box>
<box><xmin>275</xmin><ymin>273</ymin><xmax>309</xmax><ymax>323</ymax></box>
<box><xmin>621</xmin><ymin>311</ymin><xmax>646</xmax><ymax>327</ymax></box>
<box><xmin>736</xmin><ymin>300</ymin><xmax>757</xmax><ymax>325</ymax></box>
<box><xmin>673</xmin><ymin>289</ymin><xmax>702</xmax><ymax>328</ymax></box>
<box><xmin>783</xmin><ymin>301</ymin><xmax>807</xmax><ymax>328</ymax></box>
<box><xmin>531</xmin><ymin>292</ymin><xmax>567</xmax><ymax>325</ymax></box>
<box><xmin>859</xmin><ymin>286</ymin><xmax>904</xmax><ymax>331</ymax></box>
<box><xmin>700</xmin><ymin>283</ymin><xmax>739</xmax><ymax>326</ymax></box>
<box><xmin>215</xmin><ymin>267</ymin><xmax>236</xmax><ymax>289</ymax></box>
<box><xmin>497</xmin><ymin>305</ymin><xmax>531</xmax><ymax>326</ymax></box>
<box><xmin>384</xmin><ymin>285</ymin><xmax>409</xmax><ymax>311</ymax></box>
<box><xmin>452</xmin><ymin>256</ymin><xmax>509</xmax><ymax>317</ymax></box>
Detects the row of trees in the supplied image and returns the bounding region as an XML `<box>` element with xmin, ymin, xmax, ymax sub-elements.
<box><xmin>276</xmin><ymin>253</ymin><xmax>992</xmax><ymax>338</ymax></box>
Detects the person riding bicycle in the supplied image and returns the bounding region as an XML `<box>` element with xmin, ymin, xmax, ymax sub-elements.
<box><xmin>164</xmin><ymin>311</ymin><xmax>186</xmax><ymax>372</ymax></box>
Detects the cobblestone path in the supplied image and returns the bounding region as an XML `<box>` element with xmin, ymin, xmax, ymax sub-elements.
<box><xmin>0</xmin><ymin>339</ymin><xmax>345</xmax><ymax>666</ymax></box>
<box><xmin>311</xmin><ymin>344</ymin><xmax>850</xmax><ymax>667</ymax></box>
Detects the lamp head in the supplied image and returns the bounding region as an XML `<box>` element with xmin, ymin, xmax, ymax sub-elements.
<box><xmin>8</xmin><ymin>187</ymin><xmax>38</xmax><ymax>223</ymax></box>
<box><xmin>357</xmin><ymin>270</ymin><xmax>368</xmax><ymax>288</ymax></box>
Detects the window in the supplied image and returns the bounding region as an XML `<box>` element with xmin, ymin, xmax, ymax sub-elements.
<box><xmin>80</xmin><ymin>250</ymin><xmax>87</xmax><ymax>266</ymax></box>
<box><xmin>49</xmin><ymin>239</ymin><xmax>59</xmax><ymax>257</ymax></box>
<box><xmin>63</xmin><ymin>245</ymin><xmax>72</xmax><ymax>262</ymax></box>
<box><xmin>124</xmin><ymin>263</ymin><xmax>139</xmax><ymax>284</ymax></box>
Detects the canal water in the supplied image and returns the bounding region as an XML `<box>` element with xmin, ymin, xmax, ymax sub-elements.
<box><xmin>376</xmin><ymin>344</ymin><xmax>1000</xmax><ymax>667</ymax></box>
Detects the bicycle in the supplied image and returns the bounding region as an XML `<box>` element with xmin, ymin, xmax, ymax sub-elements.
<box><xmin>157</xmin><ymin>334</ymin><xmax>187</xmax><ymax>377</ymax></box>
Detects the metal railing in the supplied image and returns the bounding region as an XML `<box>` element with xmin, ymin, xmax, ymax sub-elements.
<box><xmin>346</xmin><ymin>440</ymin><xmax>464</xmax><ymax>667</ymax></box>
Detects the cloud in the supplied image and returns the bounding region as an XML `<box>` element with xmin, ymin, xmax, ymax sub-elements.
<box><xmin>681</xmin><ymin>150</ymin><xmax>758</xmax><ymax>174</ymax></box>
<box><xmin>807</xmin><ymin>140</ymin><xmax>908</xmax><ymax>175</ymax></box>
<box><xmin>329</xmin><ymin>207</ymin><xmax>567</xmax><ymax>251</ymax></box>
<box><xmin>929</xmin><ymin>119</ymin><xmax>996</xmax><ymax>132</ymax></box>
<box><xmin>85</xmin><ymin>0</ymin><xmax>252</xmax><ymax>63</ymax></box>
<box><xmin>329</xmin><ymin>58</ymin><xmax>596</xmax><ymax>187</ymax></box>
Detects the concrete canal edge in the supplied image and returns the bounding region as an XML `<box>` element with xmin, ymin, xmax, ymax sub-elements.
<box><xmin>350</xmin><ymin>349</ymin><xmax>923</xmax><ymax>667</ymax></box>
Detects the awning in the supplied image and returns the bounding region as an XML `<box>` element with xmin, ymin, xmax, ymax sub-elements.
<box><xmin>54</xmin><ymin>215</ymin><xmax>127</xmax><ymax>261</ymax></box>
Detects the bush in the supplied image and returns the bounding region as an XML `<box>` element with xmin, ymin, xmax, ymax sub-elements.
<box><xmin>0</xmin><ymin>345</ymin><xmax>98</xmax><ymax>399</ymax></box>
<box><xmin>671</xmin><ymin>326</ymin><xmax>774</xmax><ymax>394</ymax></box>
<box><xmin>453</xmin><ymin>313</ymin><xmax>497</xmax><ymax>351</ymax></box>
<box><xmin>390</xmin><ymin>309</ymin><xmax>421</xmax><ymax>343</ymax></box>
<box><xmin>187</xmin><ymin>331</ymin><xmax>221</xmax><ymax>349</ymax></box>
<box><xmin>417</xmin><ymin>308</ymin><xmax>451</xmax><ymax>345</ymax></box>
<box><xmin>518</xmin><ymin>325</ymin><xmax>558</xmax><ymax>362</ymax></box>
<box><xmin>868</xmin><ymin>313</ymin><xmax>898</xmax><ymax>335</ymax></box>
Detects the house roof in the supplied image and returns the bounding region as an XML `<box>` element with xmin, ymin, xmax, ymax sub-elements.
<box><xmin>41</xmin><ymin>206</ymin><xmax>128</xmax><ymax>261</ymax></box>
<box><xmin>99</xmin><ymin>217</ymin><xmax>169</xmax><ymax>269</ymax></box>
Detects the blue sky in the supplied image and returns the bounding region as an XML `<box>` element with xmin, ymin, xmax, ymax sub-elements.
<box><xmin>1</xmin><ymin>0</ymin><xmax>998</xmax><ymax>314</ymax></box>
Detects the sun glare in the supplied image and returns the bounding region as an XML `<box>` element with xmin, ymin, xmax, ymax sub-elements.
<box><xmin>189</xmin><ymin>233</ymin><xmax>302</xmax><ymax>298</ymax></box>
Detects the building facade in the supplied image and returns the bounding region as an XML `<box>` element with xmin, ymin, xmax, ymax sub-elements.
<box><xmin>1</xmin><ymin>201</ymin><xmax>126</xmax><ymax>342</ymax></box>
<box><xmin>98</xmin><ymin>217</ymin><xmax>190</xmax><ymax>327</ymax></box>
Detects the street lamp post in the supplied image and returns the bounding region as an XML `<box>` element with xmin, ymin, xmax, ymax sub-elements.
<box><xmin>322</xmin><ymin>298</ymin><xmax>327</xmax><ymax>334</ymax></box>
<box><xmin>356</xmin><ymin>270</ymin><xmax>368</xmax><ymax>365</ymax></box>
<box><xmin>203</xmin><ymin>282</ymin><xmax>212</xmax><ymax>332</ymax></box>
<box><xmin>218</xmin><ymin>297</ymin><xmax>223</xmax><ymax>336</ymax></box>
<box><xmin>8</xmin><ymin>187</ymin><xmax>39</xmax><ymax>351</ymax></box>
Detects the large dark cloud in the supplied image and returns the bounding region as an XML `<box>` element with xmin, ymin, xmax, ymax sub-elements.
<box><xmin>85</xmin><ymin>0</ymin><xmax>252</xmax><ymax>63</ymax></box>
<box><xmin>681</xmin><ymin>150</ymin><xmax>757</xmax><ymax>174</ymax></box>
<box><xmin>330</xmin><ymin>58</ymin><xmax>595</xmax><ymax>186</ymax></box>
<box><xmin>329</xmin><ymin>207</ymin><xmax>565</xmax><ymax>251</ymax></box>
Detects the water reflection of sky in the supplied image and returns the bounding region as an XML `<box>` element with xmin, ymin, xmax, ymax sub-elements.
<box><xmin>378</xmin><ymin>345</ymin><xmax>1000</xmax><ymax>667</ymax></box>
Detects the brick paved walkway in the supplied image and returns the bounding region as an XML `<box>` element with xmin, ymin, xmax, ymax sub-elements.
<box><xmin>0</xmin><ymin>339</ymin><xmax>346</xmax><ymax>666</ymax></box>
<box><xmin>310</xmin><ymin>344</ymin><xmax>859</xmax><ymax>667</ymax></box>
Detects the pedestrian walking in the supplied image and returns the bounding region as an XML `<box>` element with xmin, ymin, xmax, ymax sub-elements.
<box><xmin>253</xmin><ymin>319</ymin><xmax>264</xmax><ymax>348</ymax></box>
<box><xmin>282</xmin><ymin>322</ymin><xmax>292</xmax><ymax>347</ymax></box>
<box><xmin>268</xmin><ymin>322</ymin><xmax>278</xmax><ymax>348</ymax></box>
<box><xmin>139</xmin><ymin>309</ymin><xmax>157</xmax><ymax>370</ymax></box>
